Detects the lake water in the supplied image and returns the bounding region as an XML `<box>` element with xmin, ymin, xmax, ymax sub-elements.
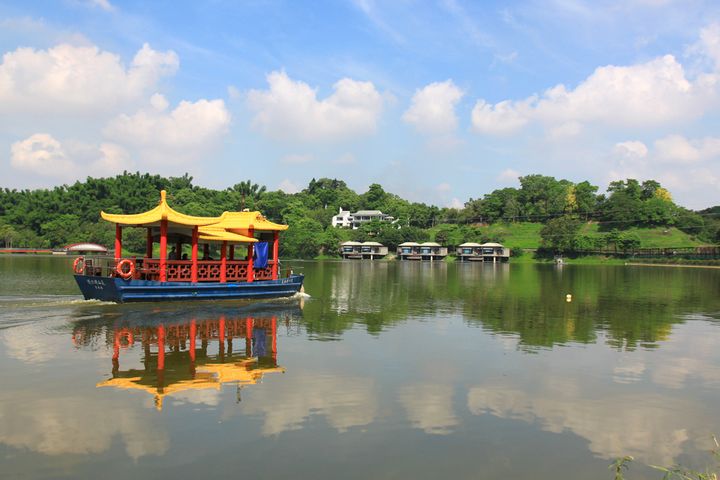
<box><xmin>1</xmin><ymin>256</ymin><xmax>719</xmax><ymax>479</ymax></box>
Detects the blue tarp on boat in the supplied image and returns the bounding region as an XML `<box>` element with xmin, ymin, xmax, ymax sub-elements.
<box><xmin>254</xmin><ymin>242</ymin><xmax>269</xmax><ymax>268</ymax></box>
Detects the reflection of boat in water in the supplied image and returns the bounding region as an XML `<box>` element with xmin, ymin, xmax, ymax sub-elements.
<box><xmin>72</xmin><ymin>304</ymin><xmax>301</xmax><ymax>410</ymax></box>
<box><xmin>73</xmin><ymin>190</ymin><xmax>304</xmax><ymax>302</ymax></box>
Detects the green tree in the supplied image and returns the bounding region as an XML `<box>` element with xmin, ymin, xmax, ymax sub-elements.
<box><xmin>540</xmin><ymin>215</ymin><xmax>582</xmax><ymax>254</ymax></box>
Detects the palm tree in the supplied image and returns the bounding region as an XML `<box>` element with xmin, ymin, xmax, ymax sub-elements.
<box><xmin>229</xmin><ymin>181</ymin><xmax>267</xmax><ymax>209</ymax></box>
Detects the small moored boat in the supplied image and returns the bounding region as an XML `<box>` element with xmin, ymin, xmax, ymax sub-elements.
<box><xmin>73</xmin><ymin>190</ymin><xmax>304</xmax><ymax>303</ymax></box>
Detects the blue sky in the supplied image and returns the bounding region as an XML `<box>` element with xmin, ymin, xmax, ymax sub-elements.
<box><xmin>1</xmin><ymin>0</ymin><xmax>719</xmax><ymax>208</ymax></box>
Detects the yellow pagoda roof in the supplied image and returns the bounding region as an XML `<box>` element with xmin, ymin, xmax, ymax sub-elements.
<box><xmin>209</xmin><ymin>211</ymin><xmax>288</xmax><ymax>232</ymax></box>
<box><xmin>100</xmin><ymin>190</ymin><xmax>221</xmax><ymax>227</ymax></box>
<box><xmin>96</xmin><ymin>358</ymin><xmax>283</xmax><ymax>410</ymax></box>
<box><xmin>198</xmin><ymin>228</ymin><xmax>257</xmax><ymax>243</ymax></box>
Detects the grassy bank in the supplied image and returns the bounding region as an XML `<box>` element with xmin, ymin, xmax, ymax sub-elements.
<box><xmin>430</xmin><ymin>222</ymin><xmax>705</xmax><ymax>250</ymax></box>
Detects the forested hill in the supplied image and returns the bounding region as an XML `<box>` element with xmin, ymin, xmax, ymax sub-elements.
<box><xmin>0</xmin><ymin>172</ymin><xmax>718</xmax><ymax>257</ymax></box>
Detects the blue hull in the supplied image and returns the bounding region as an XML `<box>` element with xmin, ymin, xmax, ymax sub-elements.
<box><xmin>74</xmin><ymin>274</ymin><xmax>304</xmax><ymax>303</ymax></box>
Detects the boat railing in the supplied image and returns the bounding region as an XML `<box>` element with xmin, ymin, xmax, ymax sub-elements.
<box><xmin>76</xmin><ymin>255</ymin><xmax>277</xmax><ymax>282</ymax></box>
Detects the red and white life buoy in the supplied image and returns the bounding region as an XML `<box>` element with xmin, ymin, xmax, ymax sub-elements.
<box><xmin>73</xmin><ymin>256</ymin><xmax>85</xmax><ymax>274</ymax></box>
<box><xmin>116</xmin><ymin>259</ymin><xmax>135</xmax><ymax>280</ymax></box>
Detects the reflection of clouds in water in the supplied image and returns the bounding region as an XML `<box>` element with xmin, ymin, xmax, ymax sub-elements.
<box><xmin>650</xmin><ymin>326</ymin><xmax>720</xmax><ymax>390</ymax></box>
<box><xmin>1</xmin><ymin>322</ymin><xmax>63</xmax><ymax>364</ymax></box>
<box><xmin>242</xmin><ymin>374</ymin><xmax>377</xmax><ymax>435</ymax></box>
<box><xmin>171</xmin><ymin>389</ymin><xmax>221</xmax><ymax>407</ymax></box>
<box><xmin>467</xmin><ymin>385</ymin><xmax>701</xmax><ymax>465</ymax></box>
<box><xmin>613</xmin><ymin>360</ymin><xmax>646</xmax><ymax>385</ymax></box>
<box><xmin>463</xmin><ymin>318</ymin><xmax>720</xmax><ymax>466</ymax></box>
<box><xmin>397</xmin><ymin>384</ymin><xmax>457</xmax><ymax>435</ymax></box>
<box><xmin>0</xmin><ymin>396</ymin><xmax>168</xmax><ymax>460</ymax></box>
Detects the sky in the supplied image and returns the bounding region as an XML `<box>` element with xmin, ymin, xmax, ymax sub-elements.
<box><xmin>1</xmin><ymin>0</ymin><xmax>719</xmax><ymax>209</ymax></box>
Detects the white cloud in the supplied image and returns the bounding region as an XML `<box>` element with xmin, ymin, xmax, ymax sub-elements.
<box><xmin>83</xmin><ymin>0</ymin><xmax>115</xmax><ymax>11</ymax></box>
<box><xmin>247</xmin><ymin>71</ymin><xmax>383</xmax><ymax>142</ymax></box>
<box><xmin>654</xmin><ymin>134</ymin><xmax>720</xmax><ymax>164</ymax></box>
<box><xmin>471</xmin><ymin>54</ymin><xmax>717</xmax><ymax>135</ymax></box>
<box><xmin>281</xmin><ymin>153</ymin><xmax>314</xmax><ymax>165</ymax></box>
<box><xmin>614</xmin><ymin>140</ymin><xmax>649</xmax><ymax>159</ymax></box>
<box><xmin>402</xmin><ymin>80</ymin><xmax>464</xmax><ymax>135</ymax></box>
<box><xmin>10</xmin><ymin>134</ymin><xmax>75</xmax><ymax>176</ymax></box>
<box><xmin>607</xmin><ymin>136</ymin><xmax>720</xmax><ymax>208</ymax></box>
<box><xmin>278</xmin><ymin>179</ymin><xmax>300</xmax><ymax>194</ymax></box>
<box><xmin>10</xmin><ymin>133</ymin><xmax>131</xmax><ymax>179</ymax></box>
<box><xmin>688</xmin><ymin>23</ymin><xmax>720</xmax><ymax>72</ymax></box>
<box><xmin>471</xmin><ymin>98</ymin><xmax>533</xmax><ymax>135</ymax></box>
<box><xmin>497</xmin><ymin>168</ymin><xmax>521</xmax><ymax>183</ymax></box>
<box><xmin>103</xmin><ymin>95</ymin><xmax>230</xmax><ymax>164</ymax></box>
<box><xmin>0</xmin><ymin>43</ymin><xmax>178</xmax><ymax>116</ymax></box>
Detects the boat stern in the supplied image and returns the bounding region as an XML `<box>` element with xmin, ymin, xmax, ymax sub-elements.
<box><xmin>74</xmin><ymin>275</ymin><xmax>124</xmax><ymax>302</ymax></box>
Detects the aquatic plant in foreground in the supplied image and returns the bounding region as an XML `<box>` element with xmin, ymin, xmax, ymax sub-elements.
<box><xmin>610</xmin><ymin>436</ymin><xmax>719</xmax><ymax>479</ymax></box>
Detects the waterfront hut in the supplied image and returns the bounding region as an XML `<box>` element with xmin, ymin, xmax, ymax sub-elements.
<box><xmin>360</xmin><ymin>241</ymin><xmax>388</xmax><ymax>260</ymax></box>
<box><xmin>397</xmin><ymin>241</ymin><xmax>447</xmax><ymax>261</ymax></box>
<box><xmin>456</xmin><ymin>242</ymin><xmax>510</xmax><ymax>262</ymax></box>
<box><xmin>456</xmin><ymin>242</ymin><xmax>483</xmax><ymax>262</ymax></box>
<box><xmin>397</xmin><ymin>242</ymin><xmax>421</xmax><ymax>260</ymax></box>
<box><xmin>98</xmin><ymin>190</ymin><xmax>287</xmax><ymax>284</ymax></box>
<box><xmin>340</xmin><ymin>241</ymin><xmax>363</xmax><ymax>259</ymax></box>
<box><xmin>418</xmin><ymin>242</ymin><xmax>448</xmax><ymax>261</ymax></box>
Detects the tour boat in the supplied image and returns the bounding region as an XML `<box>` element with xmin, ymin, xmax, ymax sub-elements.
<box><xmin>73</xmin><ymin>190</ymin><xmax>304</xmax><ymax>303</ymax></box>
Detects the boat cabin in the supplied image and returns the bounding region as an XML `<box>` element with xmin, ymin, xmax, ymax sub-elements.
<box><xmin>82</xmin><ymin>190</ymin><xmax>287</xmax><ymax>283</ymax></box>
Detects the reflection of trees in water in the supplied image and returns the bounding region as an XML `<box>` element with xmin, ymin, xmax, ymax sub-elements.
<box><xmin>302</xmin><ymin>262</ymin><xmax>720</xmax><ymax>349</ymax></box>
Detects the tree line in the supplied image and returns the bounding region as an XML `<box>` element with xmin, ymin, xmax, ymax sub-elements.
<box><xmin>0</xmin><ymin>172</ymin><xmax>718</xmax><ymax>257</ymax></box>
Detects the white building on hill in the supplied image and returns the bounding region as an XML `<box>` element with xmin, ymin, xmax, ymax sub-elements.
<box><xmin>331</xmin><ymin>207</ymin><xmax>395</xmax><ymax>229</ymax></box>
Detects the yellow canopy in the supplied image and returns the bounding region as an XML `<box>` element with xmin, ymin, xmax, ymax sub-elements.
<box><xmin>198</xmin><ymin>228</ymin><xmax>257</xmax><ymax>243</ymax></box>
<box><xmin>96</xmin><ymin>358</ymin><xmax>283</xmax><ymax>410</ymax></box>
<box><xmin>209</xmin><ymin>211</ymin><xmax>288</xmax><ymax>233</ymax></box>
<box><xmin>100</xmin><ymin>190</ymin><xmax>220</xmax><ymax>227</ymax></box>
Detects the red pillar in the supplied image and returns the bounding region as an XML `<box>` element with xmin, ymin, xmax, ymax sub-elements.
<box><xmin>219</xmin><ymin>315</ymin><xmax>226</xmax><ymax>360</ymax></box>
<box><xmin>220</xmin><ymin>241</ymin><xmax>227</xmax><ymax>283</ymax></box>
<box><xmin>272</xmin><ymin>231</ymin><xmax>279</xmax><ymax>279</ymax></box>
<box><xmin>157</xmin><ymin>324</ymin><xmax>165</xmax><ymax>371</ymax></box>
<box><xmin>189</xmin><ymin>319</ymin><xmax>197</xmax><ymax>362</ymax></box>
<box><xmin>246</xmin><ymin>227</ymin><xmax>254</xmax><ymax>283</ymax></box>
<box><xmin>146</xmin><ymin>228</ymin><xmax>153</xmax><ymax>258</ymax></box>
<box><xmin>175</xmin><ymin>241</ymin><xmax>182</xmax><ymax>260</ymax></box>
<box><xmin>271</xmin><ymin>316</ymin><xmax>277</xmax><ymax>363</ymax></box>
<box><xmin>159</xmin><ymin>219</ymin><xmax>168</xmax><ymax>282</ymax></box>
<box><xmin>191</xmin><ymin>226</ymin><xmax>198</xmax><ymax>282</ymax></box>
<box><xmin>229</xmin><ymin>245</ymin><xmax>235</xmax><ymax>260</ymax></box>
<box><xmin>113</xmin><ymin>331</ymin><xmax>121</xmax><ymax>362</ymax></box>
<box><xmin>245</xmin><ymin>317</ymin><xmax>253</xmax><ymax>356</ymax></box>
<box><xmin>115</xmin><ymin>224</ymin><xmax>122</xmax><ymax>260</ymax></box>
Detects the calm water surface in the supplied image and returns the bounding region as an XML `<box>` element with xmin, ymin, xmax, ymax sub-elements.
<box><xmin>1</xmin><ymin>256</ymin><xmax>719</xmax><ymax>479</ymax></box>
